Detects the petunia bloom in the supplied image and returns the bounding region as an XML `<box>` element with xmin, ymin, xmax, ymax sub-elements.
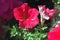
<box><xmin>48</xmin><ymin>24</ymin><xmax>60</xmax><ymax>40</ymax></box>
<box><xmin>38</xmin><ymin>5</ymin><xmax>56</xmax><ymax>20</ymax></box>
<box><xmin>13</xmin><ymin>3</ymin><xmax>39</xmax><ymax>29</ymax></box>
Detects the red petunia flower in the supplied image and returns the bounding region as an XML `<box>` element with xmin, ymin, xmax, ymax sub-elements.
<box><xmin>13</xmin><ymin>3</ymin><xmax>39</xmax><ymax>29</ymax></box>
<box><xmin>48</xmin><ymin>24</ymin><xmax>60</xmax><ymax>40</ymax></box>
<box><xmin>38</xmin><ymin>5</ymin><xmax>56</xmax><ymax>20</ymax></box>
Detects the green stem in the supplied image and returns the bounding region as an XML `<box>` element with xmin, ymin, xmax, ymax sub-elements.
<box><xmin>40</xmin><ymin>13</ymin><xmax>45</xmax><ymax>27</ymax></box>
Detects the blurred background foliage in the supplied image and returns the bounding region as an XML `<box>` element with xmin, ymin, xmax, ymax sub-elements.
<box><xmin>52</xmin><ymin>0</ymin><xmax>60</xmax><ymax>4</ymax></box>
<box><xmin>22</xmin><ymin>0</ymin><xmax>60</xmax><ymax>5</ymax></box>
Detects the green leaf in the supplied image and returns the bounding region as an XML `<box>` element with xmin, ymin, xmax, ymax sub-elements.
<box><xmin>41</xmin><ymin>26</ymin><xmax>48</xmax><ymax>30</ymax></box>
<box><xmin>10</xmin><ymin>26</ymin><xmax>18</xmax><ymax>37</ymax></box>
<box><xmin>52</xmin><ymin>0</ymin><xmax>58</xmax><ymax>3</ymax></box>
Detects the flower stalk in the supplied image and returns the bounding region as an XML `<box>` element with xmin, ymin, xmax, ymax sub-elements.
<box><xmin>38</xmin><ymin>6</ymin><xmax>45</xmax><ymax>27</ymax></box>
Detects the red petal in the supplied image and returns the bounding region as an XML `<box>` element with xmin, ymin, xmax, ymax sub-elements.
<box><xmin>28</xmin><ymin>8</ymin><xmax>39</xmax><ymax>19</ymax></box>
<box><xmin>13</xmin><ymin>3</ymin><xmax>29</xmax><ymax>21</ymax></box>
<box><xmin>19</xmin><ymin>17</ymin><xmax>39</xmax><ymax>28</ymax></box>
<box><xmin>48</xmin><ymin>24</ymin><xmax>60</xmax><ymax>40</ymax></box>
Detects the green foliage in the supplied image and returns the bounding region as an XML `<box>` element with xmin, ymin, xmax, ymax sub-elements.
<box><xmin>23</xmin><ymin>31</ymin><xmax>47</xmax><ymax>40</ymax></box>
<box><xmin>10</xmin><ymin>26</ymin><xmax>18</xmax><ymax>37</ymax></box>
<box><xmin>52</xmin><ymin>0</ymin><xmax>60</xmax><ymax>4</ymax></box>
<box><xmin>10</xmin><ymin>26</ymin><xmax>22</xmax><ymax>37</ymax></box>
<box><xmin>10</xmin><ymin>25</ymin><xmax>48</xmax><ymax>40</ymax></box>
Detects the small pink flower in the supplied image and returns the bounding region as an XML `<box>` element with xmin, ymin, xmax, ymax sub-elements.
<box><xmin>45</xmin><ymin>8</ymin><xmax>56</xmax><ymax>19</ymax></box>
<box><xmin>13</xmin><ymin>3</ymin><xmax>39</xmax><ymax>29</ymax></box>
<box><xmin>48</xmin><ymin>24</ymin><xmax>60</xmax><ymax>40</ymax></box>
<box><xmin>38</xmin><ymin>5</ymin><xmax>56</xmax><ymax>20</ymax></box>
